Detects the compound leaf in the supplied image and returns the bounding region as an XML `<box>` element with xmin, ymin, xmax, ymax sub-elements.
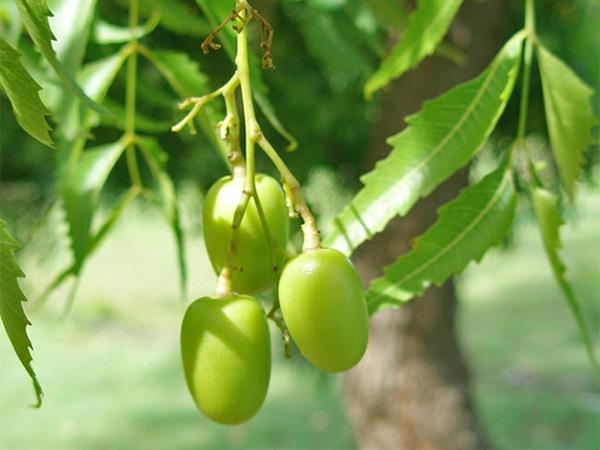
<box><xmin>364</xmin><ymin>0</ymin><xmax>463</xmax><ymax>98</ymax></box>
<box><xmin>531</xmin><ymin>187</ymin><xmax>600</xmax><ymax>379</ymax></box>
<box><xmin>0</xmin><ymin>38</ymin><xmax>53</xmax><ymax>146</ymax></box>
<box><xmin>0</xmin><ymin>220</ymin><xmax>43</xmax><ymax>407</ymax></box>
<box><xmin>325</xmin><ymin>32</ymin><xmax>523</xmax><ymax>255</ymax></box>
<box><xmin>367</xmin><ymin>165</ymin><xmax>516</xmax><ymax>314</ymax></box>
<box><xmin>537</xmin><ymin>44</ymin><xmax>596</xmax><ymax>200</ymax></box>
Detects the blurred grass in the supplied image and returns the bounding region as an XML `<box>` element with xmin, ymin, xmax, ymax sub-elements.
<box><xmin>0</xmin><ymin>187</ymin><xmax>599</xmax><ymax>450</ymax></box>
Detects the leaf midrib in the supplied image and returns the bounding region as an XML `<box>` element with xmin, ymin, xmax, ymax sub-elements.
<box><xmin>380</xmin><ymin>49</ymin><xmax>506</xmax><ymax>203</ymax></box>
<box><xmin>368</xmin><ymin>170</ymin><xmax>511</xmax><ymax>304</ymax></box>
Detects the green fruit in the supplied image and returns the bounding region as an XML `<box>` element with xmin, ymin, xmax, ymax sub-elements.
<box><xmin>278</xmin><ymin>248</ymin><xmax>368</xmax><ymax>372</ymax></box>
<box><xmin>180</xmin><ymin>295</ymin><xmax>271</xmax><ymax>424</ymax></box>
<box><xmin>203</xmin><ymin>174</ymin><xmax>289</xmax><ymax>294</ymax></box>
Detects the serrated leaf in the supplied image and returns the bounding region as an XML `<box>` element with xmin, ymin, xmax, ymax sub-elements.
<box><xmin>48</xmin><ymin>0</ymin><xmax>96</xmax><ymax>76</ymax></box>
<box><xmin>137</xmin><ymin>136</ymin><xmax>187</xmax><ymax>294</ymax></box>
<box><xmin>531</xmin><ymin>187</ymin><xmax>600</xmax><ymax>378</ymax></box>
<box><xmin>324</xmin><ymin>32</ymin><xmax>524</xmax><ymax>255</ymax></box>
<box><xmin>37</xmin><ymin>187</ymin><xmax>139</xmax><ymax>308</ymax></box>
<box><xmin>0</xmin><ymin>38</ymin><xmax>53</xmax><ymax>146</ymax></box>
<box><xmin>364</xmin><ymin>0</ymin><xmax>463</xmax><ymax>99</ymax></box>
<box><xmin>61</xmin><ymin>140</ymin><xmax>126</xmax><ymax>271</ymax></box>
<box><xmin>367</xmin><ymin>166</ymin><xmax>516</xmax><ymax>314</ymax></box>
<box><xmin>537</xmin><ymin>45</ymin><xmax>596</xmax><ymax>200</ymax></box>
<box><xmin>15</xmin><ymin>0</ymin><xmax>104</xmax><ymax>113</ymax></box>
<box><xmin>43</xmin><ymin>0</ymin><xmax>97</xmax><ymax>138</ymax></box>
<box><xmin>0</xmin><ymin>220</ymin><xmax>43</xmax><ymax>407</ymax></box>
<box><xmin>195</xmin><ymin>0</ymin><xmax>298</xmax><ymax>150</ymax></box>
<box><xmin>93</xmin><ymin>13</ymin><xmax>159</xmax><ymax>44</ymax></box>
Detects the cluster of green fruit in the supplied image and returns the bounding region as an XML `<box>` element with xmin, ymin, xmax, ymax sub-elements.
<box><xmin>180</xmin><ymin>174</ymin><xmax>369</xmax><ymax>424</ymax></box>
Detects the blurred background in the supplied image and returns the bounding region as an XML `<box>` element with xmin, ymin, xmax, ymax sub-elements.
<box><xmin>0</xmin><ymin>0</ymin><xmax>598</xmax><ymax>449</ymax></box>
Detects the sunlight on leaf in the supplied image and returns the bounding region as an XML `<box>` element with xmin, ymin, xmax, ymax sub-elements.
<box><xmin>0</xmin><ymin>38</ymin><xmax>53</xmax><ymax>146</ymax></box>
<box><xmin>325</xmin><ymin>32</ymin><xmax>524</xmax><ymax>255</ymax></box>
<box><xmin>537</xmin><ymin>44</ymin><xmax>596</xmax><ymax>200</ymax></box>
<box><xmin>364</xmin><ymin>0</ymin><xmax>463</xmax><ymax>99</ymax></box>
<box><xmin>15</xmin><ymin>0</ymin><xmax>104</xmax><ymax>113</ymax></box>
<box><xmin>367</xmin><ymin>165</ymin><xmax>516</xmax><ymax>314</ymax></box>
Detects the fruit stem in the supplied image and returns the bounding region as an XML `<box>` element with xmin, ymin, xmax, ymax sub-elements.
<box><xmin>215</xmin><ymin>5</ymin><xmax>276</xmax><ymax>296</ymax></box>
<box><xmin>267</xmin><ymin>300</ymin><xmax>292</xmax><ymax>358</ymax></box>
<box><xmin>171</xmin><ymin>73</ymin><xmax>240</xmax><ymax>134</ymax></box>
<box><xmin>256</xmin><ymin>136</ymin><xmax>321</xmax><ymax>251</ymax></box>
<box><xmin>221</xmin><ymin>86</ymin><xmax>245</xmax><ymax>178</ymax></box>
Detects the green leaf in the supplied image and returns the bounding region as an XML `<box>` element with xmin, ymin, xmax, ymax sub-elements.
<box><xmin>295</xmin><ymin>11</ymin><xmax>373</xmax><ymax>87</ymax></box>
<box><xmin>0</xmin><ymin>38</ymin><xmax>53</xmax><ymax>146</ymax></box>
<box><xmin>137</xmin><ymin>136</ymin><xmax>187</xmax><ymax>294</ymax></box>
<box><xmin>59</xmin><ymin>50</ymin><xmax>128</xmax><ymax>139</ymax></box>
<box><xmin>143</xmin><ymin>48</ymin><xmax>209</xmax><ymax>97</ymax></box>
<box><xmin>531</xmin><ymin>187</ymin><xmax>600</xmax><ymax>379</ymax></box>
<box><xmin>0</xmin><ymin>220</ymin><xmax>43</xmax><ymax>407</ymax></box>
<box><xmin>48</xmin><ymin>0</ymin><xmax>96</xmax><ymax>76</ymax></box>
<box><xmin>42</xmin><ymin>0</ymin><xmax>97</xmax><ymax>138</ymax></box>
<box><xmin>0</xmin><ymin>0</ymin><xmax>24</xmax><ymax>45</ymax></box>
<box><xmin>537</xmin><ymin>44</ymin><xmax>596</xmax><ymax>200</ymax></box>
<box><xmin>93</xmin><ymin>13</ymin><xmax>160</xmax><ymax>44</ymax></box>
<box><xmin>37</xmin><ymin>187</ymin><xmax>139</xmax><ymax>308</ymax></box>
<box><xmin>15</xmin><ymin>0</ymin><xmax>104</xmax><ymax>113</ymax></box>
<box><xmin>364</xmin><ymin>0</ymin><xmax>464</xmax><ymax>99</ymax></box>
<box><xmin>113</xmin><ymin>0</ymin><xmax>210</xmax><ymax>37</ymax></box>
<box><xmin>194</xmin><ymin>0</ymin><xmax>298</xmax><ymax>150</ymax></box>
<box><xmin>367</xmin><ymin>166</ymin><xmax>516</xmax><ymax>314</ymax></box>
<box><xmin>61</xmin><ymin>140</ymin><xmax>126</xmax><ymax>271</ymax></box>
<box><xmin>324</xmin><ymin>32</ymin><xmax>524</xmax><ymax>255</ymax></box>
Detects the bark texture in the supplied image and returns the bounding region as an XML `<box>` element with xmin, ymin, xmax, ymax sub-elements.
<box><xmin>345</xmin><ymin>1</ymin><xmax>509</xmax><ymax>449</ymax></box>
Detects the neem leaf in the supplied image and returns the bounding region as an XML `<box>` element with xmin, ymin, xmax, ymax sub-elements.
<box><xmin>364</xmin><ymin>0</ymin><xmax>464</xmax><ymax>99</ymax></box>
<box><xmin>61</xmin><ymin>140</ymin><xmax>126</xmax><ymax>271</ymax></box>
<box><xmin>531</xmin><ymin>187</ymin><xmax>600</xmax><ymax>379</ymax></box>
<box><xmin>0</xmin><ymin>38</ymin><xmax>53</xmax><ymax>146</ymax></box>
<box><xmin>367</xmin><ymin>165</ymin><xmax>516</xmax><ymax>314</ymax></box>
<box><xmin>15</xmin><ymin>0</ymin><xmax>104</xmax><ymax>113</ymax></box>
<box><xmin>537</xmin><ymin>44</ymin><xmax>597</xmax><ymax>200</ymax></box>
<box><xmin>0</xmin><ymin>220</ymin><xmax>43</xmax><ymax>407</ymax></box>
<box><xmin>325</xmin><ymin>32</ymin><xmax>524</xmax><ymax>255</ymax></box>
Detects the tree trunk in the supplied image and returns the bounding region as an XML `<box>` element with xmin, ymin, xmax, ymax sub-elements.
<box><xmin>345</xmin><ymin>1</ymin><xmax>508</xmax><ymax>449</ymax></box>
